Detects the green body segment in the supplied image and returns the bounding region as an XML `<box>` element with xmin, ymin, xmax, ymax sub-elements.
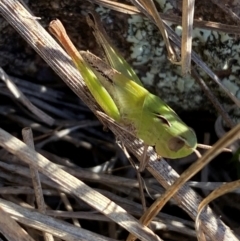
<box><xmin>72</xmin><ymin>57</ymin><xmax>121</xmax><ymax>122</ymax></box>
<box><xmin>86</xmin><ymin>14</ymin><xmax>143</xmax><ymax>86</ymax></box>
<box><xmin>95</xmin><ymin>41</ymin><xmax>143</xmax><ymax>86</ymax></box>
<box><xmin>136</xmin><ymin>92</ymin><xmax>197</xmax><ymax>158</ymax></box>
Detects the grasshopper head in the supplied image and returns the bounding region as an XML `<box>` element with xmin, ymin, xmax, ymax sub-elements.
<box><xmin>141</xmin><ymin>93</ymin><xmax>197</xmax><ymax>159</ymax></box>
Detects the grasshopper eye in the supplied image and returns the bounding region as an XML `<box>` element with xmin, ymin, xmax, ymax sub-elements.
<box><xmin>154</xmin><ymin>113</ymin><xmax>171</xmax><ymax>127</ymax></box>
<box><xmin>168</xmin><ymin>136</ymin><xmax>185</xmax><ymax>152</ymax></box>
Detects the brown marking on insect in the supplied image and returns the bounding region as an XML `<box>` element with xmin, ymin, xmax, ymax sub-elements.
<box><xmin>168</xmin><ymin>136</ymin><xmax>185</xmax><ymax>152</ymax></box>
<box><xmin>154</xmin><ymin>113</ymin><xmax>171</xmax><ymax>127</ymax></box>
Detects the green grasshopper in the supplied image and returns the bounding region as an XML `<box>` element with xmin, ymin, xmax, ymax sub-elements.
<box><xmin>49</xmin><ymin>13</ymin><xmax>197</xmax><ymax>159</ymax></box>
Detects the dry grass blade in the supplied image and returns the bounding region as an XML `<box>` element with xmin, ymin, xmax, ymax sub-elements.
<box><xmin>0</xmin><ymin>197</ymin><xmax>117</xmax><ymax>241</ymax></box>
<box><xmin>94</xmin><ymin>0</ymin><xmax>240</xmax><ymax>34</ymax></box>
<box><xmin>0</xmin><ymin>68</ymin><xmax>54</xmax><ymax>126</ymax></box>
<box><xmin>181</xmin><ymin>0</ymin><xmax>195</xmax><ymax>75</ymax></box>
<box><xmin>189</xmin><ymin>18</ymin><xmax>240</xmax><ymax>34</ymax></box>
<box><xmin>0</xmin><ymin>0</ymin><xmax>237</xmax><ymax>240</ymax></box>
<box><xmin>0</xmin><ymin>206</ymin><xmax>35</xmax><ymax>241</ymax></box>
<box><xmin>59</xmin><ymin>192</ymin><xmax>81</xmax><ymax>227</ymax></box>
<box><xmin>192</xmin><ymin>69</ymin><xmax>234</xmax><ymax>128</ymax></box>
<box><xmin>129</xmin><ymin>0</ymin><xmax>178</xmax><ymax>63</ymax></box>
<box><xmin>0</xmin><ymin>126</ymin><xmax>163</xmax><ymax>241</ymax></box>
<box><xmin>120</xmin><ymin>143</ymin><xmax>147</xmax><ymax>212</ymax></box>
<box><xmin>127</xmin><ymin>123</ymin><xmax>240</xmax><ymax>241</ymax></box>
<box><xmin>22</xmin><ymin>127</ymin><xmax>45</xmax><ymax>212</ymax></box>
<box><xmin>88</xmin><ymin>0</ymin><xmax>139</xmax><ymax>14</ymax></box>
<box><xmin>211</xmin><ymin>0</ymin><xmax>240</xmax><ymax>24</ymax></box>
<box><xmin>22</xmin><ymin>127</ymin><xmax>53</xmax><ymax>241</ymax></box>
<box><xmin>196</xmin><ymin>180</ymin><xmax>240</xmax><ymax>241</ymax></box>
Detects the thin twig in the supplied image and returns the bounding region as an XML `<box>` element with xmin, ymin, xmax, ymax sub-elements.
<box><xmin>0</xmin><ymin>68</ymin><xmax>54</xmax><ymax>126</ymax></box>
<box><xmin>93</xmin><ymin>0</ymin><xmax>240</xmax><ymax>35</ymax></box>
<box><xmin>211</xmin><ymin>0</ymin><xmax>240</xmax><ymax>25</ymax></box>
<box><xmin>22</xmin><ymin>127</ymin><xmax>54</xmax><ymax>241</ymax></box>
<box><xmin>181</xmin><ymin>0</ymin><xmax>195</xmax><ymax>75</ymax></box>
<box><xmin>22</xmin><ymin>127</ymin><xmax>45</xmax><ymax>212</ymax></box>
<box><xmin>120</xmin><ymin>143</ymin><xmax>147</xmax><ymax>212</ymax></box>
<box><xmin>129</xmin><ymin>0</ymin><xmax>179</xmax><ymax>63</ymax></box>
<box><xmin>59</xmin><ymin>192</ymin><xmax>81</xmax><ymax>227</ymax></box>
<box><xmin>192</xmin><ymin>69</ymin><xmax>234</xmax><ymax>128</ymax></box>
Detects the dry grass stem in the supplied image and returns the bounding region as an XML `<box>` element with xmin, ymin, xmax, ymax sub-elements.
<box><xmin>0</xmin><ymin>68</ymin><xmax>54</xmax><ymax>126</ymax></box>
<box><xmin>22</xmin><ymin>127</ymin><xmax>53</xmax><ymax>241</ymax></box>
<box><xmin>0</xmin><ymin>206</ymin><xmax>35</xmax><ymax>241</ymax></box>
<box><xmin>181</xmin><ymin>0</ymin><xmax>195</xmax><ymax>75</ymax></box>
<box><xmin>129</xmin><ymin>0</ymin><xmax>178</xmax><ymax>63</ymax></box>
